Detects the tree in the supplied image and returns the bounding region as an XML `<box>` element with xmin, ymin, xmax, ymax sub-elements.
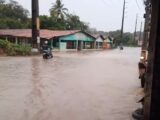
<box><xmin>40</xmin><ymin>15</ymin><xmax>66</xmax><ymax>30</ymax></box>
<box><xmin>39</xmin><ymin>14</ymin><xmax>89</xmax><ymax>30</ymax></box>
<box><xmin>0</xmin><ymin>0</ymin><xmax>5</xmax><ymax>4</ymax></box>
<box><xmin>6</xmin><ymin>0</ymin><xmax>29</xmax><ymax>21</ymax></box>
<box><xmin>108</xmin><ymin>30</ymin><xmax>134</xmax><ymax>46</ymax></box>
<box><xmin>50</xmin><ymin>0</ymin><xmax>68</xmax><ymax>20</ymax></box>
<box><xmin>66</xmin><ymin>14</ymin><xmax>88</xmax><ymax>30</ymax></box>
<box><xmin>0</xmin><ymin>0</ymin><xmax>30</xmax><ymax>29</ymax></box>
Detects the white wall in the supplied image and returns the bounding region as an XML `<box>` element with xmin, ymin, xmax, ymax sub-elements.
<box><xmin>96</xmin><ymin>37</ymin><xmax>103</xmax><ymax>42</ymax></box>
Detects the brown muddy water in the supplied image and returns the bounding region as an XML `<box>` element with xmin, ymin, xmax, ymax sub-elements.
<box><xmin>0</xmin><ymin>47</ymin><xmax>141</xmax><ymax>120</ymax></box>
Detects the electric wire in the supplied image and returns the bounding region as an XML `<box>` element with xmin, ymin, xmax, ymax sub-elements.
<box><xmin>100</xmin><ymin>0</ymin><xmax>109</xmax><ymax>5</ymax></box>
<box><xmin>135</xmin><ymin>0</ymin><xmax>141</xmax><ymax>10</ymax></box>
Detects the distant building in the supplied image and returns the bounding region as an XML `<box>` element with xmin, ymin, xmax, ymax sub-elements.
<box><xmin>93</xmin><ymin>35</ymin><xmax>105</xmax><ymax>49</ymax></box>
<box><xmin>103</xmin><ymin>36</ymin><xmax>114</xmax><ymax>49</ymax></box>
<box><xmin>54</xmin><ymin>31</ymin><xmax>96</xmax><ymax>51</ymax></box>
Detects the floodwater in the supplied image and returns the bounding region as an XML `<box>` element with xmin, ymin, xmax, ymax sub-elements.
<box><xmin>0</xmin><ymin>47</ymin><xmax>141</xmax><ymax>120</ymax></box>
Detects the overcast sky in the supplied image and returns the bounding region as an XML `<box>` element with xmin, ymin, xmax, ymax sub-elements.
<box><xmin>15</xmin><ymin>0</ymin><xmax>145</xmax><ymax>32</ymax></box>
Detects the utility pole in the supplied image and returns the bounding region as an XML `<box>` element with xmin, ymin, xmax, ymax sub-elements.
<box><xmin>142</xmin><ymin>0</ymin><xmax>151</xmax><ymax>51</ymax></box>
<box><xmin>143</xmin><ymin>0</ymin><xmax>160</xmax><ymax>119</ymax></box>
<box><xmin>139</xmin><ymin>0</ymin><xmax>151</xmax><ymax>64</ymax></box>
<box><xmin>120</xmin><ymin>0</ymin><xmax>126</xmax><ymax>44</ymax></box>
<box><xmin>142</xmin><ymin>0</ymin><xmax>153</xmax><ymax>119</ymax></box>
<box><xmin>133</xmin><ymin>14</ymin><xmax>138</xmax><ymax>43</ymax></box>
<box><xmin>32</xmin><ymin>0</ymin><xmax>40</xmax><ymax>51</ymax></box>
<box><xmin>139</xmin><ymin>22</ymin><xmax>143</xmax><ymax>45</ymax></box>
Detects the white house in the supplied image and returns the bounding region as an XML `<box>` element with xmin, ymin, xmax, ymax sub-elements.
<box><xmin>94</xmin><ymin>35</ymin><xmax>105</xmax><ymax>49</ymax></box>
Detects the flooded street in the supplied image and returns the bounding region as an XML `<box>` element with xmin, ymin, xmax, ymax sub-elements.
<box><xmin>0</xmin><ymin>47</ymin><xmax>141</xmax><ymax>120</ymax></box>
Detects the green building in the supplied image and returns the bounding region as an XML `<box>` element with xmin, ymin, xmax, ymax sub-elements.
<box><xmin>52</xmin><ymin>31</ymin><xmax>96</xmax><ymax>51</ymax></box>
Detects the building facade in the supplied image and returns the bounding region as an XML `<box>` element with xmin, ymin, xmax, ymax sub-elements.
<box><xmin>0</xmin><ymin>29</ymin><xmax>96</xmax><ymax>51</ymax></box>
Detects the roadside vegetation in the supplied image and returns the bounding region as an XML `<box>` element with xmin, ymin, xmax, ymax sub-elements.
<box><xmin>0</xmin><ymin>39</ymin><xmax>31</xmax><ymax>56</ymax></box>
<box><xmin>107</xmin><ymin>30</ymin><xmax>139</xmax><ymax>46</ymax></box>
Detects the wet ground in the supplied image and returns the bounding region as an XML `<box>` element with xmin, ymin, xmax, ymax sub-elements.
<box><xmin>0</xmin><ymin>47</ymin><xmax>141</xmax><ymax>120</ymax></box>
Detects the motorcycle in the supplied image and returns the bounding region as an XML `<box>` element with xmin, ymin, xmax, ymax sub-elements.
<box><xmin>43</xmin><ymin>50</ymin><xmax>53</xmax><ymax>59</ymax></box>
<box><xmin>120</xmin><ymin>46</ymin><xmax>123</xmax><ymax>50</ymax></box>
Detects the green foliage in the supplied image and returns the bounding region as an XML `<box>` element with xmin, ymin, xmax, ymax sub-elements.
<box><xmin>0</xmin><ymin>0</ymin><xmax>30</xmax><ymax>29</ymax></box>
<box><xmin>50</xmin><ymin>0</ymin><xmax>68</xmax><ymax>20</ymax></box>
<box><xmin>40</xmin><ymin>13</ymin><xmax>88</xmax><ymax>30</ymax></box>
<box><xmin>0</xmin><ymin>39</ymin><xmax>9</xmax><ymax>48</ymax></box>
<box><xmin>66</xmin><ymin>14</ymin><xmax>88</xmax><ymax>30</ymax></box>
<box><xmin>40</xmin><ymin>0</ymin><xmax>89</xmax><ymax>30</ymax></box>
<box><xmin>13</xmin><ymin>44</ymin><xmax>31</xmax><ymax>56</ymax></box>
<box><xmin>0</xmin><ymin>0</ymin><xmax>89</xmax><ymax>30</ymax></box>
<box><xmin>0</xmin><ymin>39</ymin><xmax>31</xmax><ymax>56</ymax></box>
<box><xmin>108</xmin><ymin>30</ymin><xmax>135</xmax><ymax>46</ymax></box>
<box><xmin>40</xmin><ymin>15</ymin><xmax>66</xmax><ymax>30</ymax></box>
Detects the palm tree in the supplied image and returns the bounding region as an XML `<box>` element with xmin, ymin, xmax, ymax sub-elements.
<box><xmin>0</xmin><ymin>0</ymin><xmax>5</xmax><ymax>4</ymax></box>
<box><xmin>50</xmin><ymin>0</ymin><xmax>68</xmax><ymax>20</ymax></box>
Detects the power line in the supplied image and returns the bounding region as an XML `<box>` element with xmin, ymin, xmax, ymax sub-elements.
<box><xmin>101</xmin><ymin>0</ymin><xmax>116</xmax><ymax>6</ymax></box>
<box><xmin>135</xmin><ymin>0</ymin><xmax>141</xmax><ymax>10</ymax></box>
<box><xmin>101</xmin><ymin>0</ymin><xmax>107</xmax><ymax>5</ymax></box>
<box><xmin>100</xmin><ymin>0</ymin><xmax>110</xmax><ymax>5</ymax></box>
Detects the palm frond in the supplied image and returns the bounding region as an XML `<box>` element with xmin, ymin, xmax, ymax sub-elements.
<box><xmin>50</xmin><ymin>0</ymin><xmax>69</xmax><ymax>20</ymax></box>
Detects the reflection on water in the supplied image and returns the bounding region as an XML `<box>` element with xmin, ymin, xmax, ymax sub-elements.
<box><xmin>0</xmin><ymin>47</ymin><xmax>141</xmax><ymax>120</ymax></box>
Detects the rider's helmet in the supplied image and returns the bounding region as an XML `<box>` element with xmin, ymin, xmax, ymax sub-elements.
<box><xmin>44</xmin><ymin>41</ymin><xmax>48</xmax><ymax>44</ymax></box>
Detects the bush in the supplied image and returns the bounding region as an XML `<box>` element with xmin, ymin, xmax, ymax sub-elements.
<box><xmin>0</xmin><ymin>39</ymin><xmax>31</xmax><ymax>56</ymax></box>
<box><xmin>14</xmin><ymin>44</ymin><xmax>32</xmax><ymax>56</ymax></box>
<box><xmin>0</xmin><ymin>39</ymin><xmax>9</xmax><ymax>49</ymax></box>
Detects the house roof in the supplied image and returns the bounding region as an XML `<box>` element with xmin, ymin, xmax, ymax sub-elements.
<box><xmin>92</xmin><ymin>34</ymin><xmax>105</xmax><ymax>40</ymax></box>
<box><xmin>104</xmin><ymin>38</ymin><xmax>112</xmax><ymax>43</ymax></box>
<box><xmin>0</xmin><ymin>29</ymin><xmax>80</xmax><ymax>40</ymax></box>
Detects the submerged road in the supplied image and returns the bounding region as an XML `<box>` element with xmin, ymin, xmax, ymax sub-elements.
<box><xmin>0</xmin><ymin>47</ymin><xmax>141</xmax><ymax>120</ymax></box>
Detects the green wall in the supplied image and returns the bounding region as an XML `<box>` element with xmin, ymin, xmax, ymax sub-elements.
<box><xmin>59</xmin><ymin>32</ymin><xmax>95</xmax><ymax>42</ymax></box>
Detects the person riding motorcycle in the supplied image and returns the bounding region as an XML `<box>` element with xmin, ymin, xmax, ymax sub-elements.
<box><xmin>42</xmin><ymin>41</ymin><xmax>49</xmax><ymax>51</ymax></box>
<box><xmin>119</xmin><ymin>43</ymin><xmax>123</xmax><ymax>50</ymax></box>
<box><xmin>42</xmin><ymin>41</ymin><xmax>53</xmax><ymax>59</ymax></box>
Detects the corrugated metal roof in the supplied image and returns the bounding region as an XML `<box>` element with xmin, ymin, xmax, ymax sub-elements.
<box><xmin>0</xmin><ymin>29</ymin><xmax>80</xmax><ymax>40</ymax></box>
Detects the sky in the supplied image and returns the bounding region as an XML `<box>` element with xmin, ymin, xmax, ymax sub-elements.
<box><xmin>15</xmin><ymin>0</ymin><xmax>145</xmax><ymax>32</ymax></box>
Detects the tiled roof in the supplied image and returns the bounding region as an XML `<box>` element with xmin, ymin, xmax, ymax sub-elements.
<box><xmin>0</xmin><ymin>29</ymin><xmax>80</xmax><ymax>39</ymax></box>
